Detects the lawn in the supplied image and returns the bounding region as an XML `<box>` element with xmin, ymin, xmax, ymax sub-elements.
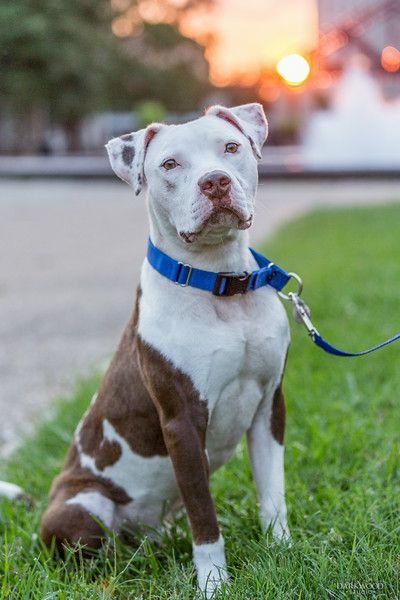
<box><xmin>1</xmin><ymin>203</ymin><xmax>400</xmax><ymax>599</ymax></box>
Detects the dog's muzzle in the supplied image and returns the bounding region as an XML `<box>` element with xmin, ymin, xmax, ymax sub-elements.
<box><xmin>179</xmin><ymin>171</ymin><xmax>251</xmax><ymax>243</ymax></box>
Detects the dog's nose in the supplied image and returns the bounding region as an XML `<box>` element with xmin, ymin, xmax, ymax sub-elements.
<box><xmin>198</xmin><ymin>171</ymin><xmax>232</xmax><ymax>200</ymax></box>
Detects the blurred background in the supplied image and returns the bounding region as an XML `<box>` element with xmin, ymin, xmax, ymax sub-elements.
<box><xmin>1</xmin><ymin>0</ymin><xmax>400</xmax><ymax>170</ymax></box>
<box><xmin>2</xmin><ymin>0</ymin><xmax>400</xmax><ymax>455</ymax></box>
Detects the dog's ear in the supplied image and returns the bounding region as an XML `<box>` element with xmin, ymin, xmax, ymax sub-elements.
<box><xmin>206</xmin><ymin>103</ymin><xmax>268</xmax><ymax>159</ymax></box>
<box><xmin>106</xmin><ymin>124</ymin><xmax>164</xmax><ymax>195</ymax></box>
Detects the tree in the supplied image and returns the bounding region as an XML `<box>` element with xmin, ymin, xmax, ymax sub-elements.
<box><xmin>0</xmin><ymin>0</ymin><xmax>130</xmax><ymax>150</ymax></box>
<box><xmin>0</xmin><ymin>0</ymin><xmax>214</xmax><ymax>152</ymax></box>
<box><xmin>124</xmin><ymin>22</ymin><xmax>211</xmax><ymax>114</ymax></box>
<box><xmin>110</xmin><ymin>0</ymin><xmax>214</xmax><ymax>32</ymax></box>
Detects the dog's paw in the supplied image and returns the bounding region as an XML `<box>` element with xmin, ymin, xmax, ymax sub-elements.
<box><xmin>260</xmin><ymin>513</ymin><xmax>292</xmax><ymax>548</ymax></box>
<box><xmin>198</xmin><ymin>566</ymin><xmax>229</xmax><ymax>599</ymax></box>
<box><xmin>271</xmin><ymin>521</ymin><xmax>292</xmax><ymax>547</ymax></box>
<box><xmin>193</xmin><ymin>535</ymin><xmax>229</xmax><ymax>598</ymax></box>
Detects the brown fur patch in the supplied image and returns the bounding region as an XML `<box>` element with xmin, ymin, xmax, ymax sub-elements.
<box><xmin>41</xmin><ymin>501</ymin><xmax>105</xmax><ymax>556</ymax></box>
<box><xmin>42</xmin><ymin>285</ymin><xmax>220</xmax><ymax>548</ymax></box>
<box><xmin>41</xmin><ymin>439</ymin><xmax>131</xmax><ymax>551</ymax></box>
<box><xmin>270</xmin><ymin>382</ymin><xmax>286</xmax><ymax>445</ymax></box>
<box><xmin>77</xmin><ymin>287</ymin><xmax>168</xmax><ymax>463</ymax></box>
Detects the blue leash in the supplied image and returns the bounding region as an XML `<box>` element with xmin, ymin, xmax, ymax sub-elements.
<box><xmin>286</xmin><ymin>292</ymin><xmax>400</xmax><ymax>357</ymax></box>
<box><xmin>314</xmin><ymin>332</ymin><xmax>400</xmax><ymax>356</ymax></box>
<box><xmin>146</xmin><ymin>237</ymin><xmax>400</xmax><ymax>357</ymax></box>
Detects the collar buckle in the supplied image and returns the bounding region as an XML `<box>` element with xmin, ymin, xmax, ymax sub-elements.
<box><xmin>175</xmin><ymin>262</ymin><xmax>193</xmax><ymax>287</ymax></box>
<box><xmin>213</xmin><ymin>271</ymin><xmax>251</xmax><ymax>296</ymax></box>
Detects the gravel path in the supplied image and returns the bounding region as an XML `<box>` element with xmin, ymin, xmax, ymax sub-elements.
<box><xmin>2</xmin><ymin>177</ymin><xmax>400</xmax><ymax>456</ymax></box>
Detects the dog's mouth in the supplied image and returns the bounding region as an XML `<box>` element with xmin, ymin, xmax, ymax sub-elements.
<box><xmin>179</xmin><ymin>207</ymin><xmax>253</xmax><ymax>244</ymax></box>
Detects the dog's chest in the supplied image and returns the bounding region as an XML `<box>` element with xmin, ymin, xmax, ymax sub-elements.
<box><xmin>194</xmin><ymin>293</ymin><xmax>288</xmax><ymax>465</ymax></box>
<box><xmin>138</xmin><ymin>269</ymin><xmax>289</xmax><ymax>460</ymax></box>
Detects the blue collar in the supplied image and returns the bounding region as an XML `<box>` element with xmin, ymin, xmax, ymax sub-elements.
<box><xmin>146</xmin><ymin>237</ymin><xmax>291</xmax><ymax>296</ymax></box>
<box><xmin>146</xmin><ymin>238</ymin><xmax>400</xmax><ymax>357</ymax></box>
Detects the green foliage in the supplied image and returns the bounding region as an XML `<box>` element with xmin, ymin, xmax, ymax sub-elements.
<box><xmin>0</xmin><ymin>1</ymin><xmax>211</xmax><ymax>130</ymax></box>
<box><xmin>135</xmin><ymin>100</ymin><xmax>167</xmax><ymax>127</ymax></box>
<box><xmin>126</xmin><ymin>22</ymin><xmax>211</xmax><ymax>114</ymax></box>
<box><xmin>0</xmin><ymin>0</ymin><xmax>127</xmax><ymax>121</ymax></box>
<box><xmin>1</xmin><ymin>204</ymin><xmax>400</xmax><ymax>598</ymax></box>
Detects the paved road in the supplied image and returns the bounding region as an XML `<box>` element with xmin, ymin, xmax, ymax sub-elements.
<box><xmin>2</xmin><ymin>177</ymin><xmax>400</xmax><ymax>456</ymax></box>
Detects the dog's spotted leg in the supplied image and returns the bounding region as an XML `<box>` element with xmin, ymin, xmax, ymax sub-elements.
<box><xmin>137</xmin><ymin>338</ymin><xmax>228</xmax><ymax>597</ymax></box>
<box><xmin>246</xmin><ymin>379</ymin><xmax>291</xmax><ymax>543</ymax></box>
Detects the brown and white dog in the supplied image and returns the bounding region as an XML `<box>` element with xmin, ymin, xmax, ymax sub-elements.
<box><xmin>41</xmin><ymin>103</ymin><xmax>291</xmax><ymax>597</ymax></box>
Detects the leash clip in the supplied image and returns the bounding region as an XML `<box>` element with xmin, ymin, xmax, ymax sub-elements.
<box><xmin>287</xmin><ymin>292</ymin><xmax>319</xmax><ymax>340</ymax></box>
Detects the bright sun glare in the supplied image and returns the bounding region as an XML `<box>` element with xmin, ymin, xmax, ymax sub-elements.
<box><xmin>276</xmin><ymin>54</ymin><xmax>310</xmax><ymax>86</ymax></box>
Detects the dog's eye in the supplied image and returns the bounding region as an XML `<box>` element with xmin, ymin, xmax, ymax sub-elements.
<box><xmin>162</xmin><ymin>159</ymin><xmax>177</xmax><ymax>170</ymax></box>
<box><xmin>225</xmin><ymin>142</ymin><xmax>239</xmax><ymax>154</ymax></box>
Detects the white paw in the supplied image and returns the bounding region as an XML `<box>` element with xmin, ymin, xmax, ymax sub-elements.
<box><xmin>270</xmin><ymin>520</ymin><xmax>292</xmax><ymax>546</ymax></box>
<box><xmin>199</xmin><ymin>564</ymin><xmax>229</xmax><ymax>598</ymax></box>
<box><xmin>193</xmin><ymin>535</ymin><xmax>229</xmax><ymax>598</ymax></box>
<box><xmin>261</xmin><ymin>512</ymin><xmax>292</xmax><ymax>546</ymax></box>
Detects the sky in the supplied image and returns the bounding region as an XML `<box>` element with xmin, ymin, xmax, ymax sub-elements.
<box><xmin>182</xmin><ymin>0</ymin><xmax>319</xmax><ymax>85</ymax></box>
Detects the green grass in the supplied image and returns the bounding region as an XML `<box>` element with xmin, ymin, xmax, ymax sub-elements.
<box><xmin>1</xmin><ymin>203</ymin><xmax>400</xmax><ymax>599</ymax></box>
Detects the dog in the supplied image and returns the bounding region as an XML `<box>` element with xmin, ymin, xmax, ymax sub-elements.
<box><xmin>41</xmin><ymin>103</ymin><xmax>291</xmax><ymax>597</ymax></box>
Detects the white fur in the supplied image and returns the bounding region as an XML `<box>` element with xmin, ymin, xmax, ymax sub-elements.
<box><xmin>246</xmin><ymin>395</ymin><xmax>290</xmax><ymax>541</ymax></box>
<box><xmin>206</xmin><ymin>103</ymin><xmax>268</xmax><ymax>158</ymax></box>
<box><xmin>106</xmin><ymin>129</ymin><xmax>148</xmax><ymax>195</ymax></box>
<box><xmin>76</xmin><ymin>418</ymin><xmax>179</xmax><ymax>532</ymax></box>
<box><xmin>138</xmin><ymin>264</ymin><xmax>289</xmax><ymax>472</ymax></box>
<box><xmin>143</xmin><ymin>115</ymin><xmax>257</xmax><ymax>245</ymax></box>
<box><xmin>0</xmin><ymin>481</ymin><xmax>24</xmax><ymax>500</ymax></box>
<box><xmin>66</xmin><ymin>491</ymin><xmax>115</xmax><ymax>529</ymax></box>
<box><xmin>193</xmin><ymin>535</ymin><xmax>228</xmax><ymax>598</ymax></box>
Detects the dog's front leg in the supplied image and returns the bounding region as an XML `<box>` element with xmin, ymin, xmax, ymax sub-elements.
<box><xmin>138</xmin><ymin>340</ymin><xmax>228</xmax><ymax>597</ymax></box>
<box><xmin>246</xmin><ymin>381</ymin><xmax>291</xmax><ymax>542</ymax></box>
<box><xmin>162</xmin><ymin>414</ymin><xmax>228</xmax><ymax>596</ymax></box>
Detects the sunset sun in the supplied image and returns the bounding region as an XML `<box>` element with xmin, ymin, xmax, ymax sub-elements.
<box><xmin>277</xmin><ymin>54</ymin><xmax>310</xmax><ymax>86</ymax></box>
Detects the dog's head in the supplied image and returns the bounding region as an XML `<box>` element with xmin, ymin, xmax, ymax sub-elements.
<box><xmin>106</xmin><ymin>103</ymin><xmax>268</xmax><ymax>244</ymax></box>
